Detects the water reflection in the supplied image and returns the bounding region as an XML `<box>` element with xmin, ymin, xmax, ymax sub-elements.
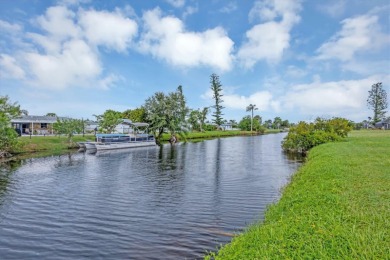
<box><xmin>0</xmin><ymin>134</ymin><xmax>301</xmax><ymax>259</ymax></box>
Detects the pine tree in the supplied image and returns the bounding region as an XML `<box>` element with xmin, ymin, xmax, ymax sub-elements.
<box><xmin>367</xmin><ymin>82</ymin><xmax>388</xmax><ymax>124</ymax></box>
<box><xmin>210</xmin><ymin>74</ymin><xmax>224</xmax><ymax>128</ymax></box>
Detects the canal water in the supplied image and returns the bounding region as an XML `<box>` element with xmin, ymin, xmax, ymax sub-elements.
<box><xmin>0</xmin><ymin>134</ymin><xmax>301</xmax><ymax>259</ymax></box>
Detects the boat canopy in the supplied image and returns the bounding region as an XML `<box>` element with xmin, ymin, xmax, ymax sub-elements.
<box><xmin>131</xmin><ymin>122</ymin><xmax>149</xmax><ymax>127</ymax></box>
<box><xmin>120</xmin><ymin>119</ymin><xmax>149</xmax><ymax>128</ymax></box>
<box><xmin>96</xmin><ymin>133</ymin><xmax>129</xmax><ymax>138</ymax></box>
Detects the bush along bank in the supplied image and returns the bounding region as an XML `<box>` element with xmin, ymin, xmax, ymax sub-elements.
<box><xmin>282</xmin><ymin>117</ymin><xmax>353</xmax><ymax>154</ymax></box>
<box><xmin>206</xmin><ymin>130</ymin><xmax>390</xmax><ymax>259</ymax></box>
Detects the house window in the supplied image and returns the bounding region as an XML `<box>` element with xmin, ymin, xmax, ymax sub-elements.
<box><xmin>41</xmin><ymin>123</ymin><xmax>48</xmax><ymax>129</ymax></box>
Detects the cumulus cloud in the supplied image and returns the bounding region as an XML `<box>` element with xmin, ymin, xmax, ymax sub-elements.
<box><xmin>139</xmin><ymin>8</ymin><xmax>234</xmax><ymax>71</ymax></box>
<box><xmin>202</xmin><ymin>89</ymin><xmax>280</xmax><ymax>112</ymax></box>
<box><xmin>238</xmin><ymin>0</ymin><xmax>302</xmax><ymax>67</ymax></box>
<box><xmin>2</xmin><ymin>5</ymin><xmax>138</xmax><ymax>90</ymax></box>
<box><xmin>25</xmin><ymin>40</ymin><xmax>102</xmax><ymax>89</ymax></box>
<box><xmin>35</xmin><ymin>6</ymin><xmax>80</xmax><ymax>40</ymax></box>
<box><xmin>0</xmin><ymin>20</ymin><xmax>23</xmax><ymax>34</ymax></box>
<box><xmin>0</xmin><ymin>54</ymin><xmax>25</xmax><ymax>79</ymax></box>
<box><xmin>316</xmin><ymin>14</ymin><xmax>388</xmax><ymax>61</ymax></box>
<box><xmin>201</xmin><ymin>75</ymin><xmax>388</xmax><ymax>122</ymax></box>
<box><xmin>280</xmin><ymin>76</ymin><xmax>386</xmax><ymax>120</ymax></box>
<box><xmin>78</xmin><ymin>9</ymin><xmax>138</xmax><ymax>52</ymax></box>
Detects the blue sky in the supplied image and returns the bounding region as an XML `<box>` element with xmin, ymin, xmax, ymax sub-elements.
<box><xmin>1</xmin><ymin>0</ymin><xmax>389</xmax><ymax>123</ymax></box>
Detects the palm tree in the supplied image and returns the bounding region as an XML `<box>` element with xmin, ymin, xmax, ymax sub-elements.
<box><xmin>246</xmin><ymin>104</ymin><xmax>258</xmax><ymax>132</ymax></box>
<box><xmin>199</xmin><ymin>107</ymin><xmax>209</xmax><ymax>132</ymax></box>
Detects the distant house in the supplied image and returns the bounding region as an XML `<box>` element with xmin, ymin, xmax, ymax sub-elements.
<box><xmin>87</xmin><ymin>119</ymin><xmax>141</xmax><ymax>134</ymax></box>
<box><xmin>11</xmin><ymin>115</ymin><xmax>67</xmax><ymax>135</ymax></box>
<box><xmin>85</xmin><ymin>120</ymin><xmax>99</xmax><ymax>133</ymax></box>
<box><xmin>220</xmin><ymin>123</ymin><xmax>233</xmax><ymax>131</ymax></box>
<box><xmin>375</xmin><ymin>118</ymin><xmax>390</xmax><ymax>130</ymax></box>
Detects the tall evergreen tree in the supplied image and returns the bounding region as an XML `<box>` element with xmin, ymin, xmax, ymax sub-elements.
<box><xmin>367</xmin><ymin>82</ymin><xmax>388</xmax><ymax>123</ymax></box>
<box><xmin>210</xmin><ymin>73</ymin><xmax>224</xmax><ymax>128</ymax></box>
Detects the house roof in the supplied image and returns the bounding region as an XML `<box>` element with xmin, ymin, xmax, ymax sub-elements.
<box><xmin>11</xmin><ymin>115</ymin><xmax>68</xmax><ymax>123</ymax></box>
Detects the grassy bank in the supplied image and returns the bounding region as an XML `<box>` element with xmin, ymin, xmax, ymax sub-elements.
<box><xmin>12</xmin><ymin>135</ymin><xmax>95</xmax><ymax>154</ymax></box>
<box><xmin>207</xmin><ymin>130</ymin><xmax>390</xmax><ymax>259</ymax></box>
<box><xmin>161</xmin><ymin>129</ymin><xmax>282</xmax><ymax>141</ymax></box>
<box><xmin>12</xmin><ymin>130</ymin><xmax>283</xmax><ymax>154</ymax></box>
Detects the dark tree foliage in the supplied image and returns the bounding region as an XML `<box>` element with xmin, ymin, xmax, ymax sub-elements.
<box><xmin>238</xmin><ymin>115</ymin><xmax>264</xmax><ymax>133</ymax></box>
<box><xmin>0</xmin><ymin>95</ymin><xmax>21</xmax><ymax>157</ymax></box>
<box><xmin>282</xmin><ymin>117</ymin><xmax>353</xmax><ymax>154</ymax></box>
<box><xmin>53</xmin><ymin>118</ymin><xmax>84</xmax><ymax>143</ymax></box>
<box><xmin>367</xmin><ymin>82</ymin><xmax>388</xmax><ymax>124</ymax></box>
<box><xmin>94</xmin><ymin>109</ymin><xmax>123</xmax><ymax>133</ymax></box>
<box><xmin>144</xmin><ymin>86</ymin><xmax>189</xmax><ymax>144</ymax></box>
<box><xmin>122</xmin><ymin>107</ymin><xmax>146</xmax><ymax>122</ymax></box>
<box><xmin>210</xmin><ymin>73</ymin><xmax>224</xmax><ymax>128</ymax></box>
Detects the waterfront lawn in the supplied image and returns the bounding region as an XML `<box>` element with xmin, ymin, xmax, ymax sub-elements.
<box><xmin>161</xmin><ymin>129</ymin><xmax>282</xmax><ymax>141</ymax></box>
<box><xmin>208</xmin><ymin>130</ymin><xmax>390</xmax><ymax>259</ymax></box>
<box><xmin>14</xmin><ymin>135</ymin><xmax>95</xmax><ymax>153</ymax></box>
<box><xmin>13</xmin><ymin>130</ymin><xmax>282</xmax><ymax>154</ymax></box>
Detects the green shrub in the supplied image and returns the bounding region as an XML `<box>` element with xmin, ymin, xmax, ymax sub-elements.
<box><xmin>282</xmin><ymin>117</ymin><xmax>352</xmax><ymax>153</ymax></box>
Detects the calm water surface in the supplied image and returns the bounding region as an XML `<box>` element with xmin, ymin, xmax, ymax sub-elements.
<box><xmin>0</xmin><ymin>134</ymin><xmax>301</xmax><ymax>259</ymax></box>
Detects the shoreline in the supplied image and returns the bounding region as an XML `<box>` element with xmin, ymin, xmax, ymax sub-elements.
<box><xmin>2</xmin><ymin>130</ymin><xmax>283</xmax><ymax>162</ymax></box>
<box><xmin>207</xmin><ymin>130</ymin><xmax>390</xmax><ymax>259</ymax></box>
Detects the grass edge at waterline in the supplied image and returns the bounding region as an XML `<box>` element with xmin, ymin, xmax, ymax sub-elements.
<box><xmin>11</xmin><ymin>129</ymin><xmax>283</xmax><ymax>155</ymax></box>
<box><xmin>206</xmin><ymin>130</ymin><xmax>390</xmax><ymax>259</ymax></box>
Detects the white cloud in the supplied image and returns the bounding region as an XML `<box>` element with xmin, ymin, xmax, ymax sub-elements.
<box><xmin>202</xmin><ymin>89</ymin><xmax>279</xmax><ymax>112</ymax></box>
<box><xmin>342</xmin><ymin>60</ymin><xmax>390</xmax><ymax>76</ymax></box>
<box><xmin>316</xmin><ymin>14</ymin><xmax>388</xmax><ymax>61</ymax></box>
<box><xmin>281</xmin><ymin>76</ymin><xmax>387</xmax><ymax>120</ymax></box>
<box><xmin>220</xmin><ymin>2</ymin><xmax>237</xmax><ymax>14</ymax></box>
<box><xmin>139</xmin><ymin>8</ymin><xmax>234</xmax><ymax>71</ymax></box>
<box><xmin>201</xmin><ymin>75</ymin><xmax>389</xmax><ymax>121</ymax></box>
<box><xmin>79</xmin><ymin>9</ymin><xmax>138</xmax><ymax>52</ymax></box>
<box><xmin>0</xmin><ymin>20</ymin><xmax>22</xmax><ymax>34</ymax></box>
<box><xmin>27</xmin><ymin>32</ymin><xmax>62</xmax><ymax>54</ymax></box>
<box><xmin>286</xmin><ymin>65</ymin><xmax>307</xmax><ymax>78</ymax></box>
<box><xmin>317</xmin><ymin>0</ymin><xmax>347</xmax><ymax>18</ymax></box>
<box><xmin>238</xmin><ymin>0</ymin><xmax>302</xmax><ymax>67</ymax></box>
<box><xmin>0</xmin><ymin>54</ymin><xmax>25</xmax><ymax>79</ymax></box>
<box><xmin>34</xmin><ymin>6</ymin><xmax>80</xmax><ymax>40</ymax></box>
<box><xmin>58</xmin><ymin>0</ymin><xmax>91</xmax><ymax>6</ymax></box>
<box><xmin>183</xmin><ymin>6</ymin><xmax>198</xmax><ymax>19</ymax></box>
<box><xmin>165</xmin><ymin>0</ymin><xmax>185</xmax><ymax>8</ymax></box>
<box><xmin>1</xmin><ymin>5</ymin><xmax>139</xmax><ymax>90</ymax></box>
<box><xmin>25</xmin><ymin>39</ymin><xmax>102</xmax><ymax>89</ymax></box>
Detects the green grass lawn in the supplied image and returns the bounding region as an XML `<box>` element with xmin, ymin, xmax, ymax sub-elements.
<box><xmin>161</xmin><ymin>129</ymin><xmax>282</xmax><ymax>141</ymax></box>
<box><xmin>207</xmin><ymin>130</ymin><xmax>390</xmax><ymax>259</ymax></box>
<box><xmin>13</xmin><ymin>135</ymin><xmax>95</xmax><ymax>153</ymax></box>
<box><xmin>12</xmin><ymin>130</ymin><xmax>281</xmax><ymax>154</ymax></box>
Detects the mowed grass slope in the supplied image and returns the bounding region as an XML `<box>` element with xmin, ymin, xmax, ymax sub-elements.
<box><xmin>208</xmin><ymin>130</ymin><xmax>390</xmax><ymax>259</ymax></box>
<box><xmin>13</xmin><ymin>135</ymin><xmax>95</xmax><ymax>153</ymax></box>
